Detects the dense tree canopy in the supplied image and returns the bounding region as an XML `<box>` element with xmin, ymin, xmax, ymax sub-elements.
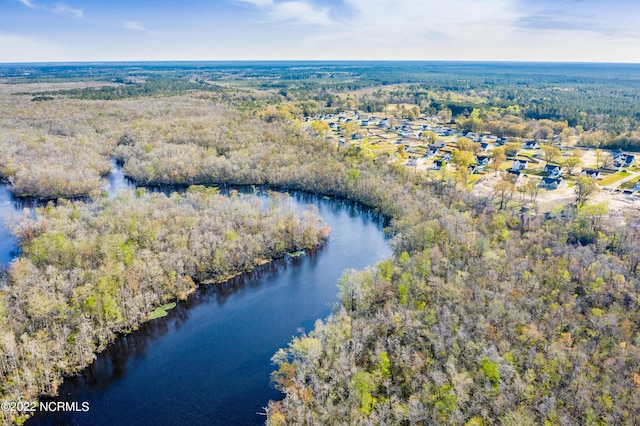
<box><xmin>1</xmin><ymin>62</ymin><xmax>640</xmax><ymax>424</ymax></box>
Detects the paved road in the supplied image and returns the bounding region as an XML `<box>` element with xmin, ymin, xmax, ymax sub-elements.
<box><xmin>604</xmin><ymin>171</ymin><xmax>640</xmax><ymax>190</ymax></box>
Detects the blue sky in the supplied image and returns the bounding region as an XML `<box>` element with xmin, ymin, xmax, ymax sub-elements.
<box><xmin>1</xmin><ymin>0</ymin><xmax>639</xmax><ymax>62</ymax></box>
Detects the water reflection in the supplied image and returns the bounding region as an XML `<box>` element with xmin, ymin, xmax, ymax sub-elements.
<box><xmin>0</xmin><ymin>184</ymin><xmax>23</xmax><ymax>266</ymax></box>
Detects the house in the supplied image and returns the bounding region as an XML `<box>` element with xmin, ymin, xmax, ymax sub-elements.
<box><xmin>476</xmin><ymin>156</ymin><xmax>491</xmax><ymax>167</ymax></box>
<box><xmin>361</xmin><ymin>120</ymin><xmax>369</xmax><ymax>127</ymax></box>
<box><xmin>540</xmin><ymin>177</ymin><xmax>563</xmax><ymax>189</ymax></box>
<box><xmin>431</xmin><ymin>160</ymin><xmax>444</xmax><ymax>170</ymax></box>
<box><xmin>625</xmin><ymin>154</ymin><xmax>635</xmax><ymax>166</ymax></box>
<box><xmin>613</xmin><ymin>152</ymin><xmax>628</xmax><ymax>168</ymax></box>
<box><xmin>468</xmin><ymin>165</ymin><xmax>479</xmax><ymax>174</ymax></box>
<box><xmin>430</xmin><ymin>140</ymin><xmax>446</xmax><ymax>149</ymax></box>
<box><xmin>612</xmin><ymin>151</ymin><xmax>634</xmax><ymax>166</ymax></box>
<box><xmin>441</xmin><ymin>152</ymin><xmax>452</xmax><ymax>161</ymax></box>
<box><xmin>512</xmin><ymin>159</ymin><xmax>528</xmax><ymax>171</ymax></box>
<box><xmin>523</xmin><ymin>141</ymin><xmax>539</xmax><ymax>150</ymax></box>
<box><xmin>444</xmin><ymin>129</ymin><xmax>456</xmax><ymax>136</ymax></box>
<box><xmin>479</xmin><ymin>134</ymin><xmax>497</xmax><ymax>143</ymax></box>
<box><xmin>508</xmin><ymin>169</ymin><xmax>522</xmax><ymax>180</ymax></box>
<box><xmin>479</xmin><ymin>142</ymin><xmax>493</xmax><ymax>151</ymax></box>
<box><xmin>544</xmin><ymin>164</ymin><xmax>561</xmax><ymax>178</ymax></box>
<box><xmin>423</xmin><ymin>149</ymin><xmax>438</xmax><ymax>158</ymax></box>
<box><xmin>581</xmin><ymin>169</ymin><xmax>601</xmax><ymax>180</ymax></box>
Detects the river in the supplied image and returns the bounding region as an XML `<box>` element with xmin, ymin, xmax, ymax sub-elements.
<box><xmin>0</xmin><ymin>164</ymin><xmax>391</xmax><ymax>425</ymax></box>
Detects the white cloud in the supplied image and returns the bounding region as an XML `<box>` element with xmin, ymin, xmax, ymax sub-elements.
<box><xmin>238</xmin><ymin>0</ymin><xmax>640</xmax><ymax>61</ymax></box>
<box><xmin>18</xmin><ymin>0</ymin><xmax>35</xmax><ymax>8</ymax></box>
<box><xmin>123</xmin><ymin>21</ymin><xmax>145</xmax><ymax>31</ymax></box>
<box><xmin>52</xmin><ymin>3</ymin><xmax>83</xmax><ymax>18</ymax></box>
<box><xmin>122</xmin><ymin>20</ymin><xmax>158</xmax><ymax>35</ymax></box>
<box><xmin>297</xmin><ymin>0</ymin><xmax>525</xmax><ymax>58</ymax></box>
<box><xmin>271</xmin><ymin>1</ymin><xmax>332</xmax><ymax>26</ymax></box>
<box><xmin>239</xmin><ymin>0</ymin><xmax>274</xmax><ymax>6</ymax></box>
<box><xmin>239</xmin><ymin>0</ymin><xmax>333</xmax><ymax>26</ymax></box>
<box><xmin>16</xmin><ymin>0</ymin><xmax>83</xmax><ymax>18</ymax></box>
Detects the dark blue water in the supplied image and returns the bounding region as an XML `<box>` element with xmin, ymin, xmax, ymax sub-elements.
<box><xmin>10</xmin><ymin>169</ymin><xmax>390</xmax><ymax>425</ymax></box>
<box><xmin>0</xmin><ymin>184</ymin><xmax>23</xmax><ymax>266</ymax></box>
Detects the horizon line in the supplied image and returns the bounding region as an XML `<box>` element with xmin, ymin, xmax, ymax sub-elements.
<box><xmin>2</xmin><ymin>59</ymin><xmax>640</xmax><ymax>66</ymax></box>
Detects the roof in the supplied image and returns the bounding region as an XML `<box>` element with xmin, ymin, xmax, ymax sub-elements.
<box><xmin>541</xmin><ymin>177</ymin><xmax>562</xmax><ymax>185</ymax></box>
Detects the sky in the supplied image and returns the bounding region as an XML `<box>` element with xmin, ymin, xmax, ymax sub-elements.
<box><xmin>1</xmin><ymin>0</ymin><xmax>640</xmax><ymax>62</ymax></box>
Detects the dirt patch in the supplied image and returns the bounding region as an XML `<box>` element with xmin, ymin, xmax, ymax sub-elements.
<box><xmin>471</xmin><ymin>170</ymin><xmax>640</xmax><ymax>220</ymax></box>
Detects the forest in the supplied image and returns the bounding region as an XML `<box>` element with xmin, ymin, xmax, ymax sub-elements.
<box><xmin>0</xmin><ymin>62</ymin><xmax>640</xmax><ymax>425</ymax></box>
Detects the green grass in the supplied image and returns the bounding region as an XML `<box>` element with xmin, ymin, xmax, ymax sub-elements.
<box><xmin>149</xmin><ymin>302</ymin><xmax>177</xmax><ymax>320</ymax></box>
<box><xmin>468</xmin><ymin>174</ymin><xmax>482</xmax><ymax>185</ymax></box>
<box><xmin>620</xmin><ymin>175</ymin><xmax>640</xmax><ymax>190</ymax></box>
<box><xmin>598</xmin><ymin>171</ymin><xmax>631</xmax><ymax>186</ymax></box>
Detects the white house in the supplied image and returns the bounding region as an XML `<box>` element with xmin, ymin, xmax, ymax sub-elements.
<box><xmin>540</xmin><ymin>177</ymin><xmax>562</xmax><ymax>189</ymax></box>
<box><xmin>512</xmin><ymin>159</ymin><xmax>528</xmax><ymax>171</ymax></box>
<box><xmin>581</xmin><ymin>169</ymin><xmax>601</xmax><ymax>180</ymax></box>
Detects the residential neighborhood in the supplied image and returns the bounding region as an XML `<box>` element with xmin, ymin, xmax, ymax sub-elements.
<box><xmin>308</xmin><ymin>108</ymin><xmax>640</xmax><ymax>213</ymax></box>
